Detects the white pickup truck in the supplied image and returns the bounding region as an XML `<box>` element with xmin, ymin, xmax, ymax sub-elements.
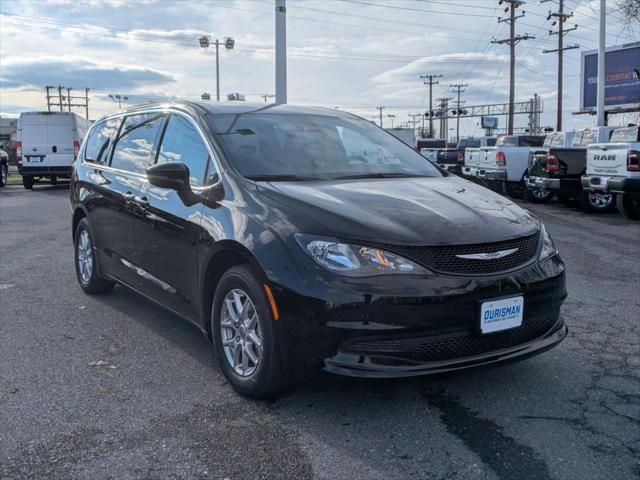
<box><xmin>418</xmin><ymin>139</ymin><xmax>448</xmax><ymax>162</ymax></box>
<box><xmin>461</xmin><ymin>137</ymin><xmax>499</xmax><ymax>179</ymax></box>
<box><xmin>582</xmin><ymin>126</ymin><xmax>640</xmax><ymax>220</ymax></box>
<box><xmin>462</xmin><ymin>134</ymin><xmax>545</xmax><ymax>197</ymax></box>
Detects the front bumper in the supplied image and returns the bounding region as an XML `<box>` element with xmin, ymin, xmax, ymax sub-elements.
<box><xmin>325</xmin><ymin>316</ymin><xmax>567</xmax><ymax>378</ymax></box>
<box><xmin>275</xmin><ymin>255</ymin><xmax>567</xmax><ymax>378</ymax></box>
<box><xmin>526</xmin><ymin>175</ymin><xmax>560</xmax><ymax>190</ymax></box>
<box><xmin>581</xmin><ymin>175</ymin><xmax>640</xmax><ymax>194</ymax></box>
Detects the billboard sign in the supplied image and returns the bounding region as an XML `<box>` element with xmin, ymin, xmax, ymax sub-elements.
<box><xmin>481</xmin><ymin>116</ymin><xmax>498</xmax><ymax>129</ymax></box>
<box><xmin>580</xmin><ymin>42</ymin><xmax>640</xmax><ymax>112</ymax></box>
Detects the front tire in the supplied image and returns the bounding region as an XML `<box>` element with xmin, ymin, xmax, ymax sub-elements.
<box><xmin>74</xmin><ymin>218</ymin><xmax>115</xmax><ymax>294</ymax></box>
<box><xmin>211</xmin><ymin>265</ymin><xmax>291</xmax><ymax>398</ymax></box>
<box><xmin>617</xmin><ymin>193</ymin><xmax>640</xmax><ymax>220</ymax></box>
<box><xmin>22</xmin><ymin>175</ymin><xmax>33</xmax><ymax>190</ymax></box>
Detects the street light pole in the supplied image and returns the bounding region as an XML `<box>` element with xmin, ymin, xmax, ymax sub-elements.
<box><xmin>216</xmin><ymin>39</ymin><xmax>220</xmax><ymax>102</ymax></box>
<box><xmin>596</xmin><ymin>0</ymin><xmax>606</xmax><ymax>126</ymax></box>
<box><xmin>275</xmin><ymin>0</ymin><xmax>287</xmax><ymax>104</ymax></box>
<box><xmin>200</xmin><ymin>36</ymin><xmax>235</xmax><ymax>102</ymax></box>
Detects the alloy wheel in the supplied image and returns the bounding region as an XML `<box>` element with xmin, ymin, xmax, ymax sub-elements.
<box><xmin>531</xmin><ymin>187</ymin><xmax>550</xmax><ymax>200</ymax></box>
<box><xmin>1</xmin><ymin>166</ymin><xmax>7</xmax><ymax>185</ymax></box>
<box><xmin>588</xmin><ymin>192</ymin><xmax>613</xmax><ymax>209</ymax></box>
<box><xmin>77</xmin><ymin>230</ymin><xmax>93</xmax><ymax>283</ymax></box>
<box><xmin>220</xmin><ymin>289</ymin><xmax>263</xmax><ymax>376</ymax></box>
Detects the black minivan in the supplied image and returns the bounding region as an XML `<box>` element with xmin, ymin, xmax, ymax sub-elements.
<box><xmin>70</xmin><ymin>102</ymin><xmax>567</xmax><ymax>398</ymax></box>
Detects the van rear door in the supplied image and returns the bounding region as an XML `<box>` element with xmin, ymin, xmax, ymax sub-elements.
<box><xmin>20</xmin><ymin>115</ymin><xmax>48</xmax><ymax>166</ymax></box>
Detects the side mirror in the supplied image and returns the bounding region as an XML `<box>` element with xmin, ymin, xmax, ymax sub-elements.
<box><xmin>146</xmin><ymin>162</ymin><xmax>190</xmax><ymax>192</ymax></box>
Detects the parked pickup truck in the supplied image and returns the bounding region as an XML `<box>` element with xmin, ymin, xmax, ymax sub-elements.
<box><xmin>582</xmin><ymin>126</ymin><xmax>640</xmax><ymax>220</ymax></box>
<box><xmin>524</xmin><ymin>131</ymin><xmax>577</xmax><ymax>203</ymax></box>
<box><xmin>462</xmin><ymin>134</ymin><xmax>545</xmax><ymax>197</ymax></box>
<box><xmin>525</xmin><ymin>127</ymin><xmax>617</xmax><ymax>210</ymax></box>
<box><xmin>435</xmin><ymin>137</ymin><xmax>496</xmax><ymax>174</ymax></box>
<box><xmin>418</xmin><ymin>139</ymin><xmax>447</xmax><ymax>162</ymax></box>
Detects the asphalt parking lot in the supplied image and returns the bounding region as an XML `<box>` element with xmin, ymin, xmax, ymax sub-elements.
<box><xmin>1</xmin><ymin>183</ymin><xmax>638</xmax><ymax>480</ymax></box>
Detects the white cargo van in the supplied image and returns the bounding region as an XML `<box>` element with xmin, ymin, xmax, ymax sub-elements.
<box><xmin>17</xmin><ymin>112</ymin><xmax>90</xmax><ymax>189</ymax></box>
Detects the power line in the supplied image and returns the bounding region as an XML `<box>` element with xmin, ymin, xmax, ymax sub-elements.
<box><xmin>420</xmin><ymin>74</ymin><xmax>443</xmax><ymax>137</ymax></box>
<box><xmin>335</xmin><ymin>0</ymin><xmax>497</xmax><ymax>18</ymax></box>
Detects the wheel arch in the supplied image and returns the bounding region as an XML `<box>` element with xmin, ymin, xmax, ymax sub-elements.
<box><xmin>72</xmin><ymin>206</ymin><xmax>89</xmax><ymax>240</ymax></box>
<box><xmin>200</xmin><ymin>240</ymin><xmax>268</xmax><ymax>339</ymax></box>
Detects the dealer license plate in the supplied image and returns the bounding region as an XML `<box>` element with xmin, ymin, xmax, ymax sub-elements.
<box><xmin>480</xmin><ymin>296</ymin><xmax>524</xmax><ymax>334</ymax></box>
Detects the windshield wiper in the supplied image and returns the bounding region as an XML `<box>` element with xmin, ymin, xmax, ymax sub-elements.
<box><xmin>245</xmin><ymin>174</ymin><xmax>321</xmax><ymax>181</ymax></box>
<box><xmin>332</xmin><ymin>172</ymin><xmax>430</xmax><ymax>180</ymax></box>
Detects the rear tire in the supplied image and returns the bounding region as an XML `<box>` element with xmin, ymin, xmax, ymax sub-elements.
<box><xmin>211</xmin><ymin>265</ymin><xmax>291</xmax><ymax>399</ymax></box>
<box><xmin>616</xmin><ymin>193</ymin><xmax>640</xmax><ymax>221</ymax></box>
<box><xmin>74</xmin><ymin>218</ymin><xmax>115</xmax><ymax>294</ymax></box>
<box><xmin>580</xmin><ymin>190</ymin><xmax>615</xmax><ymax>213</ymax></box>
<box><xmin>526</xmin><ymin>187</ymin><xmax>554</xmax><ymax>203</ymax></box>
<box><xmin>0</xmin><ymin>164</ymin><xmax>7</xmax><ymax>187</ymax></box>
<box><xmin>22</xmin><ymin>175</ymin><xmax>33</xmax><ymax>190</ymax></box>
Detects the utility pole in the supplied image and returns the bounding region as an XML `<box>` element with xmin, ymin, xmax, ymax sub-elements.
<box><xmin>492</xmin><ymin>0</ymin><xmax>534</xmax><ymax>135</ymax></box>
<box><xmin>376</xmin><ymin>106</ymin><xmax>386</xmax><ymax>127</ymax></box>
<box><xmin>420</xmin><ymin>74</ymin><xmax>442</xmax><ymax>138</ymax></box>
<box><xmin>408</xmin><ymin>113</ymin><xmax>420</xmax><ymax>134</ymax></box>
<box><xmin>57</xmin><ymin>85</ymin><xmax>64</xmax><ymax>112</ymax></box>
<box><xmin>85</xmin><ymin>88</ymin><xmax>90</xmax><ymax>120</ymax></box>
<box><xmin>275</xmin><ymin>0</ymin><xmax>287</xmax><ymax>104</ymax></box>
<box><xmin>261</xmin><ymin>93</ymin><xmax>275</xmax><ymax>103</ymax></box>
<box><xmin>45</xmin><ymin>86</ymin><xmax>54</xmax><ymax>112</ymax></box>
<box><xmin>542</xmin><ymin>0</ymin><xmax>578</xmax><ymax>131</ymax></box>
<box><xmin>451</xmin><ymin>83</ymin><xmax>468</xmax><ymax>143</ymax></box>
<box><xmin>66</xmin><ymin>88</ymin><xmax>72</xmax><ymax>112</ymax></box>
<box><xmin>596</xmin><ymin>0</ymin><xmax>606</xmax><ymax>126</ymax></box>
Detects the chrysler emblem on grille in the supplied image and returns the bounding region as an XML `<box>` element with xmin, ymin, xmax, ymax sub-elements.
<box><xmin>455</xmin><ymin>248</ymin><xmax>519</xmax><ymax>260</ymax></box>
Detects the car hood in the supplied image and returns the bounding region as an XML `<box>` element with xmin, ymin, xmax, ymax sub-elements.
<box><xmin>257</xmin><ymin>176</ymin><xmax>539</xmax><ymax>245</ymax></box>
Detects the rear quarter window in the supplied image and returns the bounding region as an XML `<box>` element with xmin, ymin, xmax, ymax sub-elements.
<box><xmin>83</xmin><ymin>117</ymin><xmax>121</xmax><ymax>164</ymax></box>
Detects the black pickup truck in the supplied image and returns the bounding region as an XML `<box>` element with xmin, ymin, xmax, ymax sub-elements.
<box><xmin>525</xmin><ymin>127</ymin><xmax>617</xmax><ymax>210</ymax></box>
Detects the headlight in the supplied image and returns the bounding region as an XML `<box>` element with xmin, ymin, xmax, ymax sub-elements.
<box><xmin>295</xmin><ymin>234</ymin><xmax>429</xmax><ymax>277</ymax></box>
<box><xmin>539</xmin><ymin>224</ymin><xmax>557</xmax><ymax>260</ymax></box>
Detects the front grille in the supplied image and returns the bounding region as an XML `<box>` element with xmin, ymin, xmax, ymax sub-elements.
<box><xmin>380</xmin><ymin>231</ymin><xmax>540</xmax><ymax>275</ymax></box>
<box><xmin>346</xmin><ymin>315</ymin><xmax>556</xmax><ymax>363</ymax></box>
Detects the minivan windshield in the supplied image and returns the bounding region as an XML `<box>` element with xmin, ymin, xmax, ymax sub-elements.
<box><xmin>212</xmin><ymin>114</ymin><xmax>442</xmax><ymax>180</ymax></box>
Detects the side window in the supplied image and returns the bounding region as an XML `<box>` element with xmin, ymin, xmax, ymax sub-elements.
<box><xmin>111</xmin><ymin>113</ymin><xmax>165</xmax><ymax>174</ymax></box>
<box><xmin>157</xmin><ymin>115</ymin><xmax>212</xmax><ymax>186</ymax></box>
<box><xmin>84</xmin><ymin>117</ymin><xmax>120</xmax><ymax>164</ymax></box>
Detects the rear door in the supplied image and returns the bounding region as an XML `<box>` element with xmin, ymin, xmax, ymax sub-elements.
<box><xmin>89</xmin><ymin>112</ymin><xmax>166</xmax><ymax>286</ymax></box>
<box><xmin>134</xmin><ymin>112</ymin><xmax>216</xmax><ymax>319</ymax></box>
<box><xmin>20</xmin><ymin>114</ymin><xmax>49</xmax><ymax>167</ymax></box>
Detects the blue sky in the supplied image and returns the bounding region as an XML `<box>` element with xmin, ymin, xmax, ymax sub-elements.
<box><xmin>0</xmin><ymin>0</ymin><xmax>638</xmax><ymax>138</ymax></box>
